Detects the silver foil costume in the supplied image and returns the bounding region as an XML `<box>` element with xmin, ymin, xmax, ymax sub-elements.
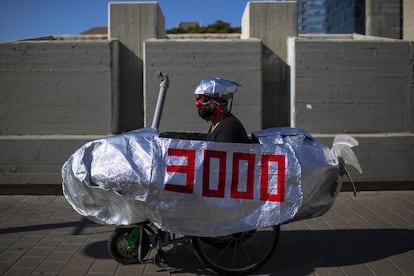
<box><xmin>62</xmin><ymin>127</ymin><xmax>360</xmax><ymax>237</ymax></box>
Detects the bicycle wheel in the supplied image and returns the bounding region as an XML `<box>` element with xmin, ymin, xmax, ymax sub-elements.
<box><xmin>192</xmin><ymin>225</ymin><xmax>280</xmax><ymax>275</ymax></box>
<box><xmin>108</xmin><ymin>226</ymin><xmax>150</xmax><ymax>264</ymax></box>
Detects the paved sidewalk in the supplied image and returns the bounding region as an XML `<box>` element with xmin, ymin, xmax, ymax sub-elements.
<box><xmin>0</xmin><ymin>191</ymin><xmax>413</xmax><ymax>275</ymax></box>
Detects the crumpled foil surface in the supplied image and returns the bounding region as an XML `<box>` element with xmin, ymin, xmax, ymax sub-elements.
<box><xmin>194</xmin><ymin>77</ymin><xmax>240</xmax><ymax>96</ymax></box>
<box><xmin>251</xmin><ymin>128</ymin><xmax>340</xmax><ymax>222</ymax></box>
<box><xmin>62</xmin><ymin>127</ymin><xmax>339</xmax><ymax>236</ymax></box>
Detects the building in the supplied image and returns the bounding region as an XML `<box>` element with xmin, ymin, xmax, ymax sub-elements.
<box><xmin>297</xmin><ymin>0</ymin><xmax>328</xmax><ymax>33</ymax></box>
<box><xmin>326</xmin><ymin>0</ymin><xmax>365</xmax><ymax>34</ymax></box>
<box><xmin>298</xmin><ymin>0</ymin><xmax>401</xmax><ymax>39</ymax></box>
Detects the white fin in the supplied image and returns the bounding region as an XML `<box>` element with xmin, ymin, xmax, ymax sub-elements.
<box><xmin>332</xmin><ymin>135</ymin><xmax>363</xmax><ymax>174</ymax></box>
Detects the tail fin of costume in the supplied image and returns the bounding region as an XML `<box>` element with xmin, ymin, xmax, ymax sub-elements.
<box><xmin>332</xmin><ymin>135</ymin><xmax>362</xmax><ymax>196</ymax></box>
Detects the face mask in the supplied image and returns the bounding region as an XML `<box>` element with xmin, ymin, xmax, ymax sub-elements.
<box><xmin>198</xmin><ymin>104</ymin><xmax>215</xmax><ymax>121</ymax></box>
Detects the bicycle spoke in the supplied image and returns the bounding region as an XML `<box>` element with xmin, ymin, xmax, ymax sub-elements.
<box><xmin>193</xmin><ymin>226</ymin><xmax>280</xmax><ymax>274</ymax></box>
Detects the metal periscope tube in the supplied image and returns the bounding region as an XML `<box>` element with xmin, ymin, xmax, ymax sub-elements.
<box><xmin>151</xmin><ymin>71</ymin><xmax>169</xmax><ymax>129</ymax></box>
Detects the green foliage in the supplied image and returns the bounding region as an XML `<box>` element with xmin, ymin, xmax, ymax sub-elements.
<box><xmin>167</xmin><ymin>20</ymin><xmax>241</xmax><ymax>34</ymax></box>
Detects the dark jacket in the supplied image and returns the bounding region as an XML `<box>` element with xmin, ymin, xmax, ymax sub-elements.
<box><xmin>206</xmin><ymin>114</ymin><xmax>249</xmax><ymax>143</ymax></box>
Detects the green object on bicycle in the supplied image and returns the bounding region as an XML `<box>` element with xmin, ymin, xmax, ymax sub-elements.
<box><xmin>125</xmin><ymin>227</ymin><xmax>140</xmax><ymax>250</ymax></box>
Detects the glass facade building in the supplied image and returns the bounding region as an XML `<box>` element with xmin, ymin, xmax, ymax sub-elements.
<box><xmin>297</xmin><ymin>0</ymin><xmax>365</xmax><ymax>34</ymax></box>
<box><xmin>297</xmin><ymin>0</ymin><xmax>328</xmax><ymax>33</ymax></box>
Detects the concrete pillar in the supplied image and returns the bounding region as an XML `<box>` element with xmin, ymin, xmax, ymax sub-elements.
<box><xmin>109</xmin><ymin>2</ymin><xmax>165</xmax><ymax>58</ymax></box>
<box><xmin>108</xmin><ymin>2</ymin><xmax>166</xmax><ymax>131</ymax></box>
<box><xmin>241</xmin><ymin>1</ymin><xmax>297</xmax><ymax>63</ymax></box>
<box><xmin>365</xmin><ymin>0</ymin><xmax>401</xmax><ymax>39</ymax></box>
<box><xmin>403</xmin><ymin>0</ymin><xmax>414</xmax><ymax>41</ymax></box>
<box><xmin>242</xmin><ymin>1</ymin><xmax>297</xmax><ymax>128</ymax></box>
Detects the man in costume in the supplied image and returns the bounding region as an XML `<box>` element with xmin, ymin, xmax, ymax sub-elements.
<box><xmin>194</xmin><ymin>78</ymin><xmax>249</xmax><ymax>143</ymax></box>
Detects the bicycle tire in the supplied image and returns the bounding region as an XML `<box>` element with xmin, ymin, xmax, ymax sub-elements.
<box><xmin>192</xmin><ymin>225</ymin><xmax>280</xmax><ymax>275</ymax></box>
<box><xmin>108</xmin><ymin>227</ymin><xmax>150</xmax><ymax>265</ymax></box>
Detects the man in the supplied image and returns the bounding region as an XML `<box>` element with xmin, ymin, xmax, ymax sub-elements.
<box><xmin>194</xmin><ymin>78</ymin><xmax>249</xmax><ymax>143</ymax></box>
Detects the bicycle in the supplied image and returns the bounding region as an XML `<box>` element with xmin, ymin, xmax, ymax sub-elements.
<box><xmin>108</xmin><ymin>221</ymin><xmax>280</xmax><ymax>274</ymax></box>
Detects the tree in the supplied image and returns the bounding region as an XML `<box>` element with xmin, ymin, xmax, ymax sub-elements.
<box><xmin>167</xmin><ymin>20</ymin><xmax>241</xmax><ymax>34</ymax></box>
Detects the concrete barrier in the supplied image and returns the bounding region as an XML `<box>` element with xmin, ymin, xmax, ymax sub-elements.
<box><xmin>0</xmin><ymin>40</ymin><xmax>119</xmax><ymax>188</ymax></box>
<box><xmin>0</xmin><ymin>136</ymin><xmax>101</xmax><ymax>185</ymax></box>
<box><xmin>0</xmin><ymin>41</ymin><xmax>116</xmax><ymax>135</ymax></box>
<box><xmin>290</xmin><ymin>36</ymin><xmax>412</xmax><ymax>133</ymax></box>
<box><xmin>288</xmin><ymin>35</ymin><xmax>414</xmax><ymax>185</ymax></box>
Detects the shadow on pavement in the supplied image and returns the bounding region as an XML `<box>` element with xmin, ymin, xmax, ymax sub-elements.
<box><xmin>0</xmin><ymin>217</ymin><xmax>96</xmax><ymax>235</ymax></box>
<box><xmin>82</xmin><ymin>240</ymin><xmax>112</xmax><ymax>259</ymax></box>
<box><xmin>258</xmin><ymin>228</ymin><xmax>413</xmax><ymax>274</ymax></box>
<box><xmin>82</xmin><ymin>228</ymin><xmax>413</xmax><ymax>275</ymax></box>
<box><xmin>1</xmin><ymin>220</ymin><xmax>412</xmax><ymax>275</ymax></box>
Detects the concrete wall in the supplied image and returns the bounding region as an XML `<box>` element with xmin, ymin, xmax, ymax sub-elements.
<box><xmin>317</xmin><ymin>135</ymin><xmax>414</xmax><ymax>183</ymax></box>
<box><xmin>292</xmin><ymin>37</ymin><xmax>412</xmax><ymax>133</ymax></box>
<box><xmin>242</xmin><ymin>1</ymin><xmax>297</xmax><ymax>128</ymax></box>
<box><xmin>144</xmin><ymin>39</ymin><xmax>262</xmax><ymax>133</ymax></box>
<box><xmin>0</xmin><ymin>41</ymin><xmax>116</xmax><ymax>135</ymax></box>
<box><xmin>0</xmin><ymin>41</ymin><xmax>117</xmax><ymax>186</ymax></box>
<box><xmin>288</xmin><ymin>35</ymin><xmax>414</xmax><ymax>183</ymax></box>
<box><xmin>109</xmin><ymin>2</ymin><xmax>166</xmax><ymax>130</ymax></box>
<box><xmin>0</xmin><ymin>136</ymin><xmax>99</xmax><ymax>185</ymax></box>
<box><xmin>109</xmin><ymin>2</ymin><xmax>165</xmax><ymax>57</ymax></box>
<box><xmin>242</xmin><ymin>1</ymin><xmax>297</xmax><ymax>63</ymax></box>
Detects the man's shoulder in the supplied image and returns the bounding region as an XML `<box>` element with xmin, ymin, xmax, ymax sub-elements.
<box><xmin>222</xmin><ymin>114</ymin><xmax>241</xmax><ymax>125</ymax></box>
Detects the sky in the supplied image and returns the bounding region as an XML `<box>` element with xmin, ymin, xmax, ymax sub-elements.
<box><xmin>0</xmin><ymin>0</ymin><xmax>275</xmax><ymax>42</ymax></box>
